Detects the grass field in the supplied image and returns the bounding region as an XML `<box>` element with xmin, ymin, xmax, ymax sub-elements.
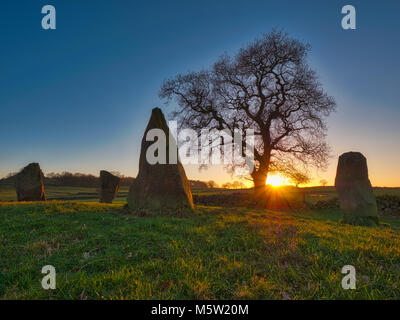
<box><xmin>1</xmin><ymin>198</ymin><xmax>400</xmax><ymax>299</ymax></box>
<box><xmin>1</xmin><ymin>182</ymin><xmax>399</xmax><ymax>203</ymax></box>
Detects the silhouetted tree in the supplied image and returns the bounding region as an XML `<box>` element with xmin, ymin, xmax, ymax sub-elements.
<box><xmin>189</xmin><ymin>180</ymin><xmax>208</xmax><ymax>189</ymax></box>
<box><xmin>222</xmin><ymin>182</ymin><xmax>233</xmax><ymax>189</ymax></box>
<box><xmin>160</xmin><ymin>30</ymin><xmax>336</xmax><ymax>191</ymax></box>
<box><xmin>288</xmin><ymin>171</ymin><xmax>311</xmax><ymax>188</ymax></box>
<box><xmin>232</xmin><ymin>180</ymin><xmax>245</xmax><ymax>189</ymax></box>
<box><xmin>44</xmin><ymin>171</ymin><xmax>134</xmax><ymax>187</ymax></box>
<box><xmin>320</xmin><ymin>179</ymin><xmax>328</xmax><ymax>187</ymax></box>
<box><xmin>207</xmin><ymin>180</ymin><xmax>219</xmax><ymax>188</ymax></box>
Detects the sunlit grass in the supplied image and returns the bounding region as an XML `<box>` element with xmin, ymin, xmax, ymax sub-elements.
<box><xmin>0</xmin><ymin>201</ymin><xmax>399</xmax><ymax>299</ymax></box>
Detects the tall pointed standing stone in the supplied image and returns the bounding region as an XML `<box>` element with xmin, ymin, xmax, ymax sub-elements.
<box><xmin>335</xmin><ymin>152</ymin><xmax>379</xmax><ymax>226</ymax></box>
<box><xmin>99</xmin><ymin>170</ymin><xmax>120</xmax><ymax>203</ymax></box>
<box><xmin>15</xmin><ymin>163</ymin><xmax>46</xmax><ymax>202</ymax></box>
<box><xmin>127</xmin><ymin>108</ymin><xmax>194</xmax><ymax>212</ymax></box>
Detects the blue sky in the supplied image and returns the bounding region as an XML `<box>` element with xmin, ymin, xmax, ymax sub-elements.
<box><xmin>1</xmin><ymin>0</ymin><xmax>399</xmax><ymax>186</ymax></box>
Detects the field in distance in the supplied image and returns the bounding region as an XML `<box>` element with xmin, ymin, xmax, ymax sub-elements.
<box><xmin>1</xmin><ymin>181</ymin><xmax>400</xmax><ymax>204</ymax></box>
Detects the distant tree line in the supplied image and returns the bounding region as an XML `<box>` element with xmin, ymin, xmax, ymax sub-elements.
<box><xmin>221</xmin><ymin>181</ymin><xmax>246</xmax><ymax>189</ymax></box>
<box><xmin>0</xmin><ymin>171</ymin><xmax>134</xmax><ymax>187</ymax></box>
<box><xmin>45</xmin><ymin>172</ymin><xmax>135</xmax><ymax>187</ymax></box>
<box><xmin>189</xmin><ymin>180</ymin><xmax>208</xmax><ymax>189</ymax></box>
<box><xmin>1</xmin><ymin>171</ymin><xmax>250</xmax><ymax>190</ymax></box>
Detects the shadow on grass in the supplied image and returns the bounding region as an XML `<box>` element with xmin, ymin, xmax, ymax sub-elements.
<box><xmin>0</xmin><ymin>202</ymin><xmax>399</xmax><ymax>299</ymax></box>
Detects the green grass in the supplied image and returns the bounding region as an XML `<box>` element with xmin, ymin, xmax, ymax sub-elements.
<box><xmin>303</xmin><ymin>186</ymin><xmax>400</xmax><ymax>204</ymax></box>
<box><xmin>1</xmin><ymin>201</ymin><xmax>399</xmax><ymax>300</ymax></box>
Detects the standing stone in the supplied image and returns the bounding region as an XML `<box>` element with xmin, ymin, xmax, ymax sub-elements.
<box><xmin>99</xmin><ymin>170</ymin><xmax>120</xmax><ymax>203</ymax></box>
<box><xmin>15</xmin><ymin>163</ymin><xmax>46</xmax><ymax>201</ymax></box>
<box><xmin>127</xmin><ymin>107</ymin><xmax>194</xmax><ymax>213</ymax></box>
<box><xmin>335</xmin><ymin>152</ymin><xmax>379</xmax><ymax>226</ymax></box>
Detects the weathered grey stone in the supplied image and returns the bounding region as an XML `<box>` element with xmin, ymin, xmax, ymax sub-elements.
<box><xmin>99</xmin><ymin>170</ymin><xmax>120</xmax><ymax>203</ymax></box>
<box><xmin>127</xmin><ymin>107</ymin><xmax>194</xmax><ymax>213</ymax></box>
<box><xmin>334</xmin><ymin>152</ymin><xmax>379</xmax><ymax>226</ymax></box>
<box><xmin>15</xmin><ymin>163</ymin><xmax>46</xmax><ymax>202</ymax></box>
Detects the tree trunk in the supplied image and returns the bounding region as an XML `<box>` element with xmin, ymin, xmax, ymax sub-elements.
<box><xmin>252</xmin><ymin>170</ymin><xmax>268</xmax><ymax>197</ymax></box>
<box><xmin>253</xmin><ymin>173</ymin><xmax>267</xmax><ymax>188</ymax></box>
<box><xmin>252</xmin><ymin>147</ymin><xmax>271</xmax><ymax>196</ymax></box>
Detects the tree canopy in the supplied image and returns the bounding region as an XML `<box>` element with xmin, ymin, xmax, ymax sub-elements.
<box><xmin>160</xmin><ymin>30</ymin><xmax>336</xmax><ymax>188</ymax></box>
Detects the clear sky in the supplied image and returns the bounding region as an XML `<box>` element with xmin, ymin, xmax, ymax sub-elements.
<box><xmin>1</xmin><ymin>0</ymin><xmax>399</xmax><ymax>186</ymax></box>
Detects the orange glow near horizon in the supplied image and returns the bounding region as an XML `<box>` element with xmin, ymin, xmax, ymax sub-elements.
<box><xmin>265</xmin><ymin>174</ymin><xmax>292</xmax><ymax>187</ymax></box>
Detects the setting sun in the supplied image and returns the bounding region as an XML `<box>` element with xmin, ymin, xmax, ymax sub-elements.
<box><xmin>266</xmin><ymin>174</ymin><xmax>290</xmax><ymax>187</ymax></box>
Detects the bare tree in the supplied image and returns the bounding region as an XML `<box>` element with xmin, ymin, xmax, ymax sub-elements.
<box><xmin>160</xmin><ymin>30</ymin><xmax>336</xmax><ymax>190</ymax></box>
<box><xmin>207</xmin><ymin>180</ymin><xmax>219</xmax><ymax>188</ymax></box>
<box><xmin>320</xmin><ymin>179</ymin><xmax>328</xmax><ymax>187</ymax></box>
<box><xmin>289</xmin><ymin>171</ymin><xmax>311</xmax><ymax>188</ymax></box>
<box><xmin>232</xmin><ymin>180</ymin><xmax>245</xmax><ymax>189</ymax></box>
<box><xmin>222</xmin><ymin>182</ymin><xmax>233</xmax><ymax>189</ymax></box>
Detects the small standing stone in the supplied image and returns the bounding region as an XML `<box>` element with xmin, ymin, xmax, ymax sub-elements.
<box><xmin>99</xmin><ymin>170</ymin><xmax>120</xmax><ymax>203</ymax></box>
<box><xmin>334</xmin><ymin>152</ymin><xmax>379</xmax><ymax>226</ymax></box>
<box><xmin>15</xmin><ymin>163</ymin><xmax>46</xmax><ymax>202</ymax></box>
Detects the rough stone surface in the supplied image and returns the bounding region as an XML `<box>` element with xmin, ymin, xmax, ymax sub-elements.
<box><xmin>99</xmin><ymin>170</ymin><xmax>120</xmax><ymax>203</ymax></box>
<box><xmin>15</xmin><ymin>163</ymin><xmax>46</xmax><ymax>202</ymax></box>
<box><xmin>127</xmin><ymin>107</ymin><xmax>194</xmax><ymax>212</ymax></box>
<box><xmin>334</xmin><ymin>152</ymin><xmax>379</xmax><ymax>226</ymax></box>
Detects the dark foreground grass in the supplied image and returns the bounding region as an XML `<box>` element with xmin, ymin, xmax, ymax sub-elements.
<box><xmin>0</xmin><ymin>201</ymin><xmax>399</xmax><ymax>299</ymax></box>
